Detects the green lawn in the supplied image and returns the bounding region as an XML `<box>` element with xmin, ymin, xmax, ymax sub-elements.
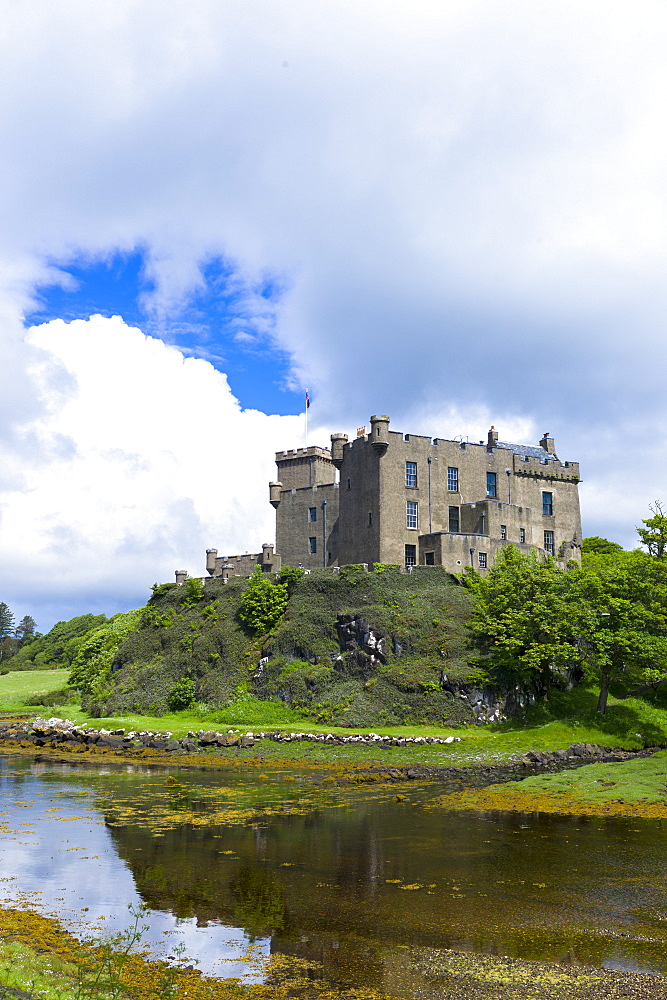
<box><xmin>0</xmin><ymin>668</ymin><xmax>69</xmax><ymax>710</ymax></box>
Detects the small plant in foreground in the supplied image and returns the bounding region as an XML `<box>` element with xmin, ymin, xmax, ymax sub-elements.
<box><xmin>72</xmin><ymin>903</ymin><xmax>186</xmax><ymax>999</ymax></box>
<box><xmin>73</xmin><ymin>903</ymin><xmax>148</xmax><ymax>999</ymax></box>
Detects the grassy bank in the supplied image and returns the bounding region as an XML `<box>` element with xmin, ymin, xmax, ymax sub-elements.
<box><xmin>429</xmin><ymin>749</ymin><xmax>667</xmax><ymax>819</ymax></box>
<box><xmin>2</xmin><ymin>666</ymin><xmax>667</xmax><ymax>772</ymax></box>
<box><xmin>0</xmin><ymin>668</ymin><xmax>69</xmax><ymax>711</ymax></box>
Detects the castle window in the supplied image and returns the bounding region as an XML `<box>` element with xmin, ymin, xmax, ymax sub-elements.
<box><xmin>309</xmin><ymin>537</ymin><xmax>317</xmax><ymax>554</ymax></box>
<box><xmin>368</xmin><ymin>512</ymin><xmax>372</xmax><ymax>526</ymax></box>
<box><xmin>405</xmin><ymin>461</ymin><xmax>417</xmax><ymax>488</ymax></box>
<box><xmin>406</xmin><ymin>501</ymin><xmax>418</xmax><ymax>529</ymax></box>
<box><xmin>519</xmin><ymin>527</ymin><xmax>526</xmax><ymax>544</ymax></box>
<box><xmin>500</xmin><ymin>524</ymin><xmax>507</xmax><ymax>540</ymax></box>
<box><xmin>544</xmin><ymin>530</ymin><xmax>555</xmax><ymax>554</ymax></box>
<box><xmin>309</xmin><ymin>507</ymin><xmax>317</xmax><ymax>522</ymax></box>
<box><xmin>486</xmin><ymin>472</ymin><xmax>497</xmax><ymax>497</ymax></box>
<box><xmin>478</xmin><ymin>552</ymin><xmax>487</xmax><ymax>568</ymax></box>
<box><xmin>405</xmin><ymin>544</ymin><xmax>416</xmax><ymax>568</ymax></box>
<box><xmin>542</xmin><ymin>491</ymin><xmax>554</xmax><ymax>516</ymax></box>
<box><xmin>448</xmin><ymin>506</ymin><xmax>460</xmax><ymax>533</ymax></box>
<box><xmin>447</xmin><ymin>467</ymin><xmax>459</xmax><ymax>492</ymax></box>
<box><xmin>347</xmin><ymin>478</ymin><xmax>351</xmax><ymax>490</ymax></box>
<box><xmin>425</xmin><ymin>552</ymin><xmax>435</xmax><ymax>565</ymax></box>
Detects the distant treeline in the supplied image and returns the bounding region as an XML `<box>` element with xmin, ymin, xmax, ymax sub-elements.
<box><xmin>0</xmin><ymin>603</ymin><xmax>38</xmax><ymax>666</ymax></box>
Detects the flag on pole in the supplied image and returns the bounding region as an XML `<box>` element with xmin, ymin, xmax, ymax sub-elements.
<box><xmin>305</xmin><ymin>390</ymin><xmax>310</xmax><ymax>409</ymax></box>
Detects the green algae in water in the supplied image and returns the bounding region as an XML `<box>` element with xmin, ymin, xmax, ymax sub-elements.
<box><xmin>2</xmin><ymin>755</ymin><xmax>667</xmax><ymax>997</ymax></box>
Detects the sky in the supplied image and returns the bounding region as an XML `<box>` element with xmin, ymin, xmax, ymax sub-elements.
<box><xmin>2</xmin><ymin>0</ymin><xmax>667</xmax><ymax>631</ymax></box>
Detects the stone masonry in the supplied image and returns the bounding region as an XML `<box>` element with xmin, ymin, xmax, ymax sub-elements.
<box><xmin>268</xmin><ymin>414</ymin><xmax>582</xmax><ymax>574</ymax></box>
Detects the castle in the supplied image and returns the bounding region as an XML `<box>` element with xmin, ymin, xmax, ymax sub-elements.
<box><xmin>199</xmin><ymin>414</ymin><xmax>582</xmax><ymax>582</ymax></box>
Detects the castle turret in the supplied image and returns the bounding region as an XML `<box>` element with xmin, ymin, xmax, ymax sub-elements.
<box><xmin>330</xmin><ymin>432</ymin><xmax>348</xmax><ymax>469</ymax></box>
<box><xmin>206</xmin><ymin>548</ymin><xmax>218</xmax><ymax>576</ymax></box>
<box><xmin>269</xmin><ymin>482</ymin><xmax>282</xmax><ymax>508</ymax></box>
<box><xmin>175</xmin><ymin>570</ymin><xmax>188</xmax><ymax>586</ymax></box>
<box><xmin>273</xmin><ymin>446</ymin><xmax>336</xmax><ymax>490</ymax></box>
<box><xmin>370</xmin><ymin>414</ymin><xmax>390</xmax><ymax>454</ymax></box>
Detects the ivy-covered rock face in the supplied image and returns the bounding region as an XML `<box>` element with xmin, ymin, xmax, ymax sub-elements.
<box><xmin>26</xmin><ymin>567</ymin><xmax>484</xmax><ymax>724</ymax></box>
<box><xmin>99</xmin><ymin>566</ymin><xmax>480</xmax><ymax>724</ymax></box>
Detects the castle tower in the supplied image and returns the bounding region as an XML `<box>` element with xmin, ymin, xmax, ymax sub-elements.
<box><xmin>271</xmin><ymin>445</ymin><xmax>339</xmax><ymax>568</ymax></box>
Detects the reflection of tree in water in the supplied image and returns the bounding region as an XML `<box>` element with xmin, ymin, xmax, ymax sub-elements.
<box><xmin>231</xmin><ymin>864</ymin><xmax>287</xmax><ymax>940</ymax></box>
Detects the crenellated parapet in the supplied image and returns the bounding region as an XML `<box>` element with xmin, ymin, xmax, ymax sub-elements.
<box><xmin>510</xmin><ymin>454</ymin><xmax>580</xmax><ymax>482</ymax></box>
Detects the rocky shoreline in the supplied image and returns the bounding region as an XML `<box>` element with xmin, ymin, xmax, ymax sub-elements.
<box><xmin>0</xmin><ymin>716</ymin><xmax>463</xmax><ymax>752</ymax></box>
<box><xmin>0</xmin><ymin>716</ymin><xmax>661</xmax><ymax>787</ymax></box>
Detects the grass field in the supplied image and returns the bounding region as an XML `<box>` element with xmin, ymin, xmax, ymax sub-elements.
<box><xmin>0</xmin><ymin>668</ymin><xmax>69</xmax><ymax>710</ymax></box>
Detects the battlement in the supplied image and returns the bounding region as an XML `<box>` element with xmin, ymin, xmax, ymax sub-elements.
<box><xmin>274</xmin><ymin>444</ymin><xmax>336</xmax><ymax>491</ymax></box>
<box><xmin>275</xmin><ymin>446</ymin><xmax>332</xmax><ymax>461</ymax></box>
<box><xmin>510</xmin><ymin>453</ymin><xmax>580</xmax><ymax>481</ymax></box>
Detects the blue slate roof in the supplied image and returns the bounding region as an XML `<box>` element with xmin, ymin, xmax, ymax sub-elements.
<box><xmin>496</xmin><ymin>441</ymin><xmax>557</xmax><ymax>462</ymax></box>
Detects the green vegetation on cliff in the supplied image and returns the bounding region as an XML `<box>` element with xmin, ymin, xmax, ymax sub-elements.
<box><xmin>9</xmin><ymin>508</ymin><xmax>667</xmax><ymax>734</ymax></box>
<box><xmin>85</xmin><ymin>566</ymin><xmax>480</xmax><ymax>725</ymax></box>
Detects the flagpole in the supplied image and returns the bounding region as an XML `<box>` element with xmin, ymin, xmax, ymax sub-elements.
<box><xmin>304</xmin><ymin>388</ymin><xmax>308</xmax><ymax>448</ymax></box>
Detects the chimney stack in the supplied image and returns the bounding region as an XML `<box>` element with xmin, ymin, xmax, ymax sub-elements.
<box><xmin>539</xmin><ymin>432</ymin><xmax>556</xmax><ymax>455</ymax></box>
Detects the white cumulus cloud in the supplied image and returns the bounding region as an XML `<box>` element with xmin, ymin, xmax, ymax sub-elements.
<box><xmin>0</xmin><ymin>316</ymin><xmax>302</xmax><ymax>627</ymax></box>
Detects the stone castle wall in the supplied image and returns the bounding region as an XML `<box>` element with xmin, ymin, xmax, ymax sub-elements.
<box><xmin>270</xmin><ymin>415</ymin><xmax>582</xmax><ymax>575</ymax></box>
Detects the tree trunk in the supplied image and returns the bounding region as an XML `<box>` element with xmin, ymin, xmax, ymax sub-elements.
<box><xmin>597</xmin><ymin>670</ymin><xmax>611</xmax><ymax>714</ymax></box>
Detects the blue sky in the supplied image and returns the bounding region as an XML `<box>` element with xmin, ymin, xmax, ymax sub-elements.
<box><xmin>2</xmin><ymin>0</ymin><xmax>667</xmax><ymax>630</ymax></box>
<box><xmin>25</xmin><ymin>251</ymin><xmax>305</xmax><ymax>416</ymax></box>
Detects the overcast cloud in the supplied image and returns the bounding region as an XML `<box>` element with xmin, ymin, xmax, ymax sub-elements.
<box><xmin>1</xmin><ymin>0</ymin><xmax>666</xmax><ymax>626</ymax></box>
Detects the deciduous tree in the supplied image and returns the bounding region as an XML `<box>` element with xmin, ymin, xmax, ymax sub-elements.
<box><xmin>239</xmin><ymin>568</ymin><xmax>288</xmax><ymax>635</ymax></box>
<box><xmin>637</xmin><ymin>501</ymin><xmax>667</xmax><ymax>559</ymax></box>
<box><xmin>568</xmin><ymin>554</ymin><xmax>667</xmax><ymax>713</ymax></box>
<box><xmin>466</xmin><ymin>547</ymin><xmax>575</xmax><ymax>700</ymax></box>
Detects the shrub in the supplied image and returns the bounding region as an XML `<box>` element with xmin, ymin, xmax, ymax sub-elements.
<box><xmin>25</xmin><ymin>686</ymin><xmax>77</xmax><ymax>707</ymax></box>
<box><xmin>277</xmin><ymin>566</ymin><xmax>305</xmax><ymax>592</ymax></box>
<box><xmin>182</xmin><ymin>577</ymin><xmax>205</xmax><ymax>608</ymax></box>
<box><xmin>167</xmin><ymin>677</ymin><xmax>197</xmax><ymax>711</ymax></box>
<box><xmin>239</xmin><ymin>568</ymin><xmax>288</xmax><ymax>635</ymax></box>
<box><xmin>149</xmin><ymin>582</ymin><xmax>177</xmax><ymax>602</ymax></box>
